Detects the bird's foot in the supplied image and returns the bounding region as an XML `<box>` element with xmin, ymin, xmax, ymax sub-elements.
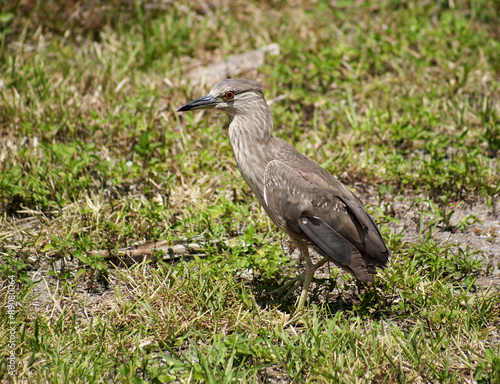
<box><xmin>266</xmin><ymin>258</ymin><xmax>329</xmax><ymax>311</ymax></box>
<box><xmin>268</xmin><ymin>274</ymin><xmax>303</xmax><ymax>297</ymax></box>
<box><xmin>267</xmin><ymin>270</ymin><xmax>311</xmax><ymax>311</ymax></box>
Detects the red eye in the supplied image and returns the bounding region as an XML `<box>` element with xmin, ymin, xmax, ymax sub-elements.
<box><xmin>225</xmin><ymin>91</ymin><xmax>234</xmax><ymax>99</ymax></box>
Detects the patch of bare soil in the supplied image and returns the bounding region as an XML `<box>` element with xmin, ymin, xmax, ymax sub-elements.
<box><xmin>364</xmin><ymin>189</ymin><xmax>500</xmax><ymax>289</ymax></box>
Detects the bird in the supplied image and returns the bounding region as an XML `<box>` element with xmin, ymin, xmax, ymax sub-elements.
<box><xmin>178</xmin><ymin>79</ymin><xmax>390</xmax><ymax>310</ymax></box>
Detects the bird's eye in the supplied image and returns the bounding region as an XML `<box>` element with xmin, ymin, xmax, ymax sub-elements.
<box><xmin>225</xmin><ymin>91</ymin><xmax>234</xmax><ymax>99</ymax></box>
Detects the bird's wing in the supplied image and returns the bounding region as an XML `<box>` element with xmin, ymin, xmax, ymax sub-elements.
<box><xmin>299</xmin><ymin>169</ymin><xmax>389</xmax><ymax>261</ymax></box>
<box><xmin>263</xmin><ymin>159</ymin><xmax>388</xmax><ymax>281</ymax></box>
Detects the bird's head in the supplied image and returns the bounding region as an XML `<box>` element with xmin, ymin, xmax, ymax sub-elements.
<box><xmin>178</xmin><ymin>78</ymin><xmax>265</xmax><ymax>117</ymax></box>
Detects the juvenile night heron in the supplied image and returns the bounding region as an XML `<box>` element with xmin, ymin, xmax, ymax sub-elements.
<box><xmin>178</xmin><ymin>79</ymin><xmax>390</xmax><ymax>310</ymax></box>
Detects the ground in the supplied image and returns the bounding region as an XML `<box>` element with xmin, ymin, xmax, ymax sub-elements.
<box><xmin>1</xmin><ymin>0</ymin><xmax>499</xmax><ymax>383</ymax></box>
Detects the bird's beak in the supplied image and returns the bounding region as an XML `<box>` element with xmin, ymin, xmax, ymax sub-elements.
<box><xmin>177</xmin><ymin>94</ymin><xmax>217</xmax><ymax>112</ymax></box>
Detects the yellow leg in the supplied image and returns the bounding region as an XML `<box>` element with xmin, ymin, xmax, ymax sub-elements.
<box><xmin>295</xmin><ymin>244</ymin><xmax>314</xmax><ymax>311</ymax></box>
<box><xmin>270</xmin><ymin>244</ymin><xmax>329</xmax><ymax>310</ymax></box>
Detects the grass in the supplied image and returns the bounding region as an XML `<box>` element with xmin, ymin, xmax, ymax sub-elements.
<box><xmin>1</xmin><ymin>0</ymin><xmax>500</xmax><ymax>382</ymax></box>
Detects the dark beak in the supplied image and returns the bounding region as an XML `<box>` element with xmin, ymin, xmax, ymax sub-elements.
<box><xmin>177</xmin><ymin>94</ymin><xmax>217</xmax><ymax>112</ymax></box>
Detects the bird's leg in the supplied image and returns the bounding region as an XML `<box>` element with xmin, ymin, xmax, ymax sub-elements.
<box><xmin>270</xmin><ymin>246</ymin><xmax>330</xmax><ymax>310</ymax></box>
<box><xmin>271</xmin><ymin>256</ymin><xmax>329</xmax><ymax>298</ymax></box>
<box><xmin>295</xmin><ymin>244</ymin><xmax>315</xmax><ymax>311</ymax></box>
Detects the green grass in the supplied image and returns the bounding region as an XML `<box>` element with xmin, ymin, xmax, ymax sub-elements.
<box><xmin>1</xmin><ymin>0</ymin><xmax>500</xmax><ymax>382</ymax></box>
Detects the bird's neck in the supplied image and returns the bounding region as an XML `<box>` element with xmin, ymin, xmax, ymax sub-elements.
<box><xmin>228</xmin><ymin>113</ymin><xmax>273</xmax><ymax>201</ymax></box>
<box><xmin>228</xmin><ymin>113</ymin><xmax>272</xmax><ymax>143</ymax></box>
